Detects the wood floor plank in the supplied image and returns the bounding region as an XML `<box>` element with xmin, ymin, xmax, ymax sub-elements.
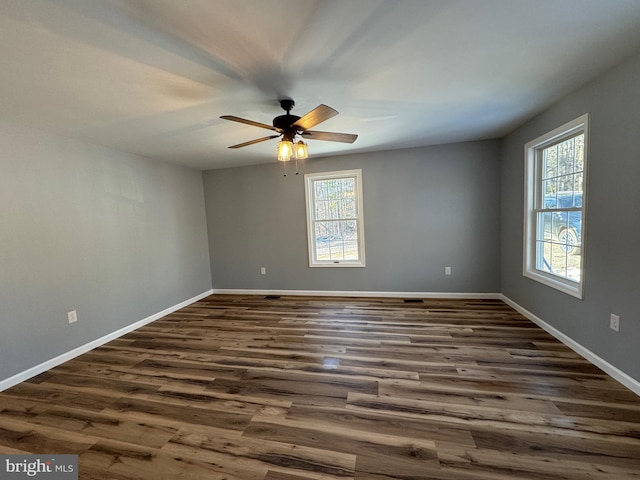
<box><xmin>27</xmin><ymin>405</ymin><xmax>177</xmax><ymax>449</ymax></box>
<box><xmin>206</xmin><ymin>369</ymin><xmax>378</xmax><ymax>408</ymax></box>
<box><xmin>1</xmin><ymin>294</ymin><xmax>639</xmax><ymax>479</ymax></box>
<box><xmin>437</xmin><ymin>444</ymin><xmax>640</xmax><ymax>480</ymax></box>
<box><xmin>81</xmin><ymin>437</ymin><xmax>264</xmax><ymax>480</ymax></box>
<box><xmin>243</xmin><ymin>414</ymin><xmax>439</xmax><ymax>478</ymax></box>
<box><xmin>469</xmin><ymin>427</ymin><xmax>640</xmax><ymax>469</ymax></box>
<box><xmin>347</xmin><ymin>391</ymin><xmax>640</xmax><ymax>438</ymax></box>
<box><xmin>264</xmin><ymin>470</ymin><xmax>323</xmax><ymax>480</ymax></box>
<box><xmin>213</xmin><ymin>347</ymin><xmax>421</xmax><ymax>381</ymax></box>
<box><xmin>378</xmin><ymin>378</ymin><xmax>564</xmax><ymax>414</ymax></box>
<box><xmin>165</xmin><ymin>423</ymin><xmax>356</xmax><ymax>479</ymax></box>
<box><xmin>0</xmin><ymin>415</ymin><xmax>97</xmax><ymax>454</ymax></box>
<box><xmin>284</xmin><ymin>403</ymin><xmax>477</xmax><ymax>447</ymax></box>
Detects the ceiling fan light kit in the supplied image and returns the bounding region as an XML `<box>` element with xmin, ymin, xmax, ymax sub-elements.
<box><xmin>277</xmin><ymin>140</ymin><xmax>294</xmax><ymax>161</ymax></box>
<box><xmin>294</xmin><ymin>140</ymin><xmax>308</xmax><ymax>160</ymax></box>
<box><xmin>221</xmin><ymin>99</ymin><xmax>357</xmax><ymax>162</ymax></box>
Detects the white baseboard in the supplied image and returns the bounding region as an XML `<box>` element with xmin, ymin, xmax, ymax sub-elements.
<box><xmin>0</xmin><ymin>289</ymin><xmax>213</xmax><ymax>393</ymax></box>
<box><xmin>212</xmin><ymin>288</ymin><xmax>501</xmax><ymax>299</ymax></box>
<box><xmin>500</xmin><ymin>294</ymin><xmax>640</xmax><ymax>397</ymax></box>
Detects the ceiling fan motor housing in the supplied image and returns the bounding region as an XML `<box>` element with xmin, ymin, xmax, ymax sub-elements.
<box><xmin>274</xmin><ymin>99</ymin><xmax>300</xmax><ymax>141</ymax></box>
<box><xmin>273</xmin><ymin>114</ymin><xmax>301</xmax><ymax>139</ymax></box>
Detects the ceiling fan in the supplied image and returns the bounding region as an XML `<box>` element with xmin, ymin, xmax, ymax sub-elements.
<box><xmin>220</xmin><ymin>99</ymin><xmax>358</xmax><ymax>161</ymax></box>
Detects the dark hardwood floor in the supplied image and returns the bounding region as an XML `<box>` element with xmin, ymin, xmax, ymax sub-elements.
<box><xmin>1</xmin><ymin>295</ymin><xmax>639</xmax><ymax>479</ymax></box>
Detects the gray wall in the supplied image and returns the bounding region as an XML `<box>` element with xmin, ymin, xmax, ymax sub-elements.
<box><xmin>501</xmin><ymin>51</ymin><xmax>640</xmax><ymax>380</ymax></box>
<box><xmin>203</xmin><ymin>140</ymin><xmax>501</xmax><ymax>294</ymax></box>
<box><xmin>0</xmin><ymin>123</ymin><xmax>212</xmax><ymax>382</ymax></box>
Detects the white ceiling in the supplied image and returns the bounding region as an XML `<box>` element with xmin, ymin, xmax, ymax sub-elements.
<box><xmin>2</xmin><ymin>0</ymin><xmax>640</xmax><ymax>170</ymax></box>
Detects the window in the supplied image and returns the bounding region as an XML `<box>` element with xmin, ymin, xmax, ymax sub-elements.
<box><xmin>304</xmin><ymin>169</ymin><xmax>365</xmax><ymax>267</ymax></box>
<box><xmin>523</xmin><ymin>113</ymin><xmax>589</xmax><ymax>298</ymax></box>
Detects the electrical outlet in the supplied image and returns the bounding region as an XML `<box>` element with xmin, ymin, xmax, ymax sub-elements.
<box><xmin>260</xmin><ymin>267</ymin><xmax>266</xmax><ymax>275</ymax></box>
<box><xmin>67</xmin><ymin>310</ymin><xmax>78</xmax><ymax>324</ymax></box>
<box><xmin>609</xmin><ymin>313</ymin><xmax>620</xmax><ymax>332</ymax></box>
<box><xmin>445</xmin><ymin>266</ymin><xmax>452</xmax><ymax>276</ymax></box>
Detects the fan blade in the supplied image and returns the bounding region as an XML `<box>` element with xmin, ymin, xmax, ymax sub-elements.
<box><xmin>220</xmin><ymin>115</ymin><xmax>282</xmax><ymax>133</ymax></box>
<box><xmin>228</xmin><ymin>135</ymin><xmax>280</xmax><ymax>149</ymax></box>
<box><xmin>292</xmin><ymin>104</ymin><xmax>338</xmax><ymax>130</ymax></box>
<box><xmin>301</xmin><ymin>130</ymin><xmax>358</xmax><ymax>143</ymax></box>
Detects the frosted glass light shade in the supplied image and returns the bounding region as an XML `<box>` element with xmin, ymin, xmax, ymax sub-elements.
<box><xmin>277</xmin><ymin>140</ymin><xmax>293</xmax><ymax>161</ymax></box>
<box><xmin>294</xmin><ymin>140</ymin><xmax>308</xmax><ymax>159</ymax></box>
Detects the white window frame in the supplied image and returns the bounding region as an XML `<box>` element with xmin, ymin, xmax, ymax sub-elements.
<box><xmin>523</xmin><ymin>113</ymin><xmax>589</xmax><ymax>299</ymax></box>
<box><xmin>304</xmin><ymin>169</ymin><xmax>366</xmax><ymax>267</ymax></box>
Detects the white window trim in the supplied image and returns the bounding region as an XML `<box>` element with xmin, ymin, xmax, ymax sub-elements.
<box><xmin>304</xmin><ymin>169</ymin><xmax>366</xmax><ymax>267</ymax></box>
<box><xmin>523</xmin><ymin>113</ymin><xmax>589</xmax><ymax>299</ymax></box>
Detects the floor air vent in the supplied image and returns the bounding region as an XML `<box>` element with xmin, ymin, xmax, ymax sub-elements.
<box><xmin>264</xmin><ymin>295</ymin><xmax>281</xmax><ymax>299</ymax></box>
<box><xmin>403</xmin><ymin>299</ymin><xmax>424</xmax><ymax>303</ymax></box>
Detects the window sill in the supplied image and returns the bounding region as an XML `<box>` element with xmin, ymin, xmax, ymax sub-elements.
<box><xmin>309</xmin><ymin>261</ymin><xmax>366</xmax><ymax>268</ymax></box>
<box><xmin>523</xmin><ymin>269</ymin><xmax>583</xmax><ymax>299</ymax></box>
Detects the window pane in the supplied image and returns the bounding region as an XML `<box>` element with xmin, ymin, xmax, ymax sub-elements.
<box><xmin>328</xmin><ymin>179</ymin><xmax>342</xmax><ymax>200</ymax></box>
<box><xmin>552</xmin><ymin>211</ymin><xmax>568</xmax><ymax>239</ymax></box>
<box><xmin>334</xmin><ymin>199</ymin><xmax>342</xmax><ymax>219</ymax></box>
<box><xmin>543</xmin><ymin>145</ymin><xmax>558</xmax><ymax>180</ymax></box>
<box><xmin>557</xmin><ymin>138</ymin><xmax>574</xmax><ymax>176</ymax></box>
<box><xmin>560</xmin><ymin>211</ymin><xmax>582</xmax><ymax>254</ymax></box>
<box><xmin>341</xmin><ymin>197</ymin><xmax>356</xmax><ymax>218</ymax></box>
<box><xmin>314</xmin><ymin>180</ymin><xmax>326</xmax><ymax>201</ymax></box>
<box><xmin>341</xmin><ymin>177</ymin><xmax>355</xmax><ymax>195</ymax></box>
<box><xmin>314</xmin><ymin>222</ymin><xmax>331</xmax><ymax>260</ymax></box>
<box><xmin>536</xmin><ymin>240</ymin><xmax>552</xmax><ymax>272</ymax></box>
<box><xmin>573</xmin><ymin>172</ymin><xmax>584</xmax><ymax>195</ymax></box>
<box><xmin>538</xmin><ymin>212</ymin><xmax>553</xmax><ymax>241</ymax></box>
<box><xmin>574</xmin><ymin>134</ymin><xmax>585</xmax><ymax>172</ymax></box>
<box><xmin>315</xmin><ymin>200</ymin><xmax>328</xmax><ymax>220</ymax></box>
<box><xmin>543</xmin><ymin>179</ymin><xmax>557</xmax><ymax>197</ymax></box>
<box><xmin>556</xmin><ymin>174</ymin><xmax>573</xmax><ymax>194</ymax></box>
